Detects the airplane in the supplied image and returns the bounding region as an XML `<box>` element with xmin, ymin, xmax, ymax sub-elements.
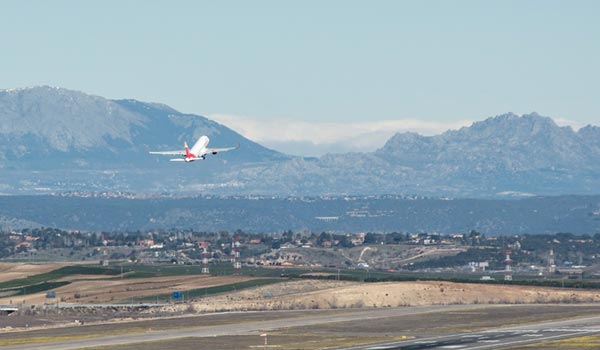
<box><xmin>149</xmin><ymin>136</ymin><xmax>239</xmax><ymax>162</ymax></box>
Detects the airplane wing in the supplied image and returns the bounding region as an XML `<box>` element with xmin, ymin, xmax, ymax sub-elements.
<box><xmin>206</xmin><ymin>144</ymin><xmax>240</xmax><ymax>154</ymax></box>
<box><xmin>149</xmin><ymin>150</ymin><xmax>186</xmax><ymax>156</ymax></box>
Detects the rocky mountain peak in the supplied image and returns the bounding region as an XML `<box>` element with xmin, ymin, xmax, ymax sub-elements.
<box><xmin>0</xmin><ymin>86</ymin><xmax>145</xmax><ymax>152</ymax></box>
<box><xmin>0</xmin><ymin>87</ymin><xmax>286</xmax><ymax>170</ymax></box>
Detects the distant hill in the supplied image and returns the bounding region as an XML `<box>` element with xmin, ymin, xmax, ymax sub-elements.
<box><xmin>1</xmin><ymin>86</ymin><xmax>599</xmax><ymax>197</ymax></box>
<box><xmin>0</xmin><ymin>194</ymin><xmax>599</xmax><ymax>234</ymax></box>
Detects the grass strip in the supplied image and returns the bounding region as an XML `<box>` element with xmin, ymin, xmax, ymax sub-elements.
<box><xmin>3</xmin><ymin>281</ymin><xmax>70</xmax><ymax>296</ymax></box>
<box><xmin>133</xmin><ymin>278</ymin><xmax>284</xmax><ymax>302</ymax></box>
<box><xmin>0</xmin><ymin>265</ymin><xmax>120</xmax><ymax>290</ymax></box>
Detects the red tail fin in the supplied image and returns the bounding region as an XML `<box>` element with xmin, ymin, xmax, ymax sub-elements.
<box><xmin>184</xmin><ymin>141</ymin><xmax>193</xmax><ymax>158</ymax></box>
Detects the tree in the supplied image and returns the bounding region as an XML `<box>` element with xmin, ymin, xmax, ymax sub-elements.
<box><xmin>282</xmin><ymin>230</ymin><xmax>294</xmax><ymax>243</ymax></box>
<box><xmin>364</xmin><ymin>233</ymin><xmax>382</xmax><ymax>244</ymax></box>
<box><xmin>317</xmin><ymin>232</ymin><xmax>332</xmax><ymax>246</ymax></box>
<box><xmin>340</xmin><ymin>236</ymin><xmax>354</xmax><ymax>248</ymax></box>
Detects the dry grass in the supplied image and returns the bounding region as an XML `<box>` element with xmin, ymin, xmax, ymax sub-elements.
<box><xmin>0</xmin><ymin>262</ymin><xmax>69</xmax><ymax>282</ymax></box>
<box><xmin>165</xmin><ymin>280</ymin><xmax>600</xmax><ymax>313</ymax></box>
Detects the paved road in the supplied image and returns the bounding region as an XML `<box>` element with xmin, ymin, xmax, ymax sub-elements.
<box><xmin>0</xmin><ymin>305</ymin><xmax>486</xmax><ymax>350</ymax></box>
<box><xmin>338</xmin><ymin>314</ymin><xmax>600</xmax><ymax>350</ymax></box>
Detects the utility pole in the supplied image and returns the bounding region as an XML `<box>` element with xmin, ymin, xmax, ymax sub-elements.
<box><xmin>504</xmin><ymin>249</ymin><xmax>513</xmax><ymax>281</ymax></box>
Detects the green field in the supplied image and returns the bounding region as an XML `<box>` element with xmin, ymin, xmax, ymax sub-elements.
<box><xmin>0</xmin><ymin>265</ymin><xmax>123</xmax><ymax>296</ymax></box>
<box><xmin>3</xmin><ymin>262</ymin><xmax>600</xmax><ymax>302</ymax></box>
<box><xmin>0</xmin><ymin>281</ymin><xmax>70</xmax><ymax>297</ymax></box>
<box><xmin>0</xmin><ymin>265</ymin><xmax>121</xmax><ymax>290</ymax></box>
<box><xmin>132</xmin><ymin>278</ymin><xmax>284</xmax><ymax>302</ymax></box>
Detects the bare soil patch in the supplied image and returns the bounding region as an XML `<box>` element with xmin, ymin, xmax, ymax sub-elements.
<box><xmin>175</xmin><ymin>280</ymin><xmax>600</xmax><ymax>313</ymax></box>
<box><xmin>0</xmin><ymin>262</ymin><xmax>68</xmax><ymax>282</ymax></box>
<box><xmin>0</xmin><ymin>275</ymin><xmax>259</xmax><ymax>304</ymax></box>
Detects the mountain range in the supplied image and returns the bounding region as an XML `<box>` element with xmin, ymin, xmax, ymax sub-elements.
<box><xmin>240</xmin><ymin>113</ymin><xmax>600</xmax><ymax>197</ymax></box>
<box><xmin>1</xmin><ymin>86</ymin><xmax>599</xmax><ymax>198</ymax></box>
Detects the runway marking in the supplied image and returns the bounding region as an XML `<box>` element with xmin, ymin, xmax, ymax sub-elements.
<box><xmin>546</xmin><ymin>328</ymin><xmax>600</xmax><ymax>332</ymax></box>
<box><xmin>461</xmin><ymin>329</ymin><xmax>600</xmax><ymax>349</ymax></box>
<box><xmin>440</xmin><ymin>346</ymin><xmax>466</xmax><ymax>349</ymax></box>
<box><xmin>486</xmin><ymin>327</ymin><xmax>600</xmax><ymax>334</ymax></box>
<box><xmin>506</xmin><ymin>330</ymin><xmax>538</xmax><ymax>334</ymax></box>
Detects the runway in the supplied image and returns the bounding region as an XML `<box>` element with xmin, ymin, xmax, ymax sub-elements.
<box><xmin>338</xmin><ymin>314</ymin><xmax>600</xmax><ymax>349</ymax></box>
<box><xmin>0</xmin><ymin>305</ymin><xmax>485</xmax><ymax>350</ymax></box>
<box><xmin>2</xmin><ymin>305</ymin><xmax>599</xmax><ymax>350</ymax></box>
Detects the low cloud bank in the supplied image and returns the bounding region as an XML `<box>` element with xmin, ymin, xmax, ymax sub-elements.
<box><xmin>209</xmin><ymin>114</ymin><xmax>473</xmax><ymax>156</ymax></box>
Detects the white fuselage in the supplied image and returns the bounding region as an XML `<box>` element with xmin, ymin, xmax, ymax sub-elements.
<box><xmin>150</xmin><ymin>134</ymin><xmax>237</xmax><ymax>163</ymax></box>
<box><xmin>184</xmin><ymin>136</ymin><xmax>210</xmax><ymax>162</ymax></box>
<box><xmin>190</xmin><ymin>136</ymin><xmax>210</xmax><ymax>157</ymax></box>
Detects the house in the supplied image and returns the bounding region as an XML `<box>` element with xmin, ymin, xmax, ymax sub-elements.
<box><xmin>351</xmin><ymin>233</ymin><xmax>365</xmax><ymax>246</ymax></box>
<box><xmin>280</xmin><ymin>243</ymin><xmax>295</xmax><ymax>249</ymax></box>
<box><xmin>140</xmin><ymin>239</ymin><xmax>154</xmax><ymax>247</ymax></box>
<box><xmin>15</xmin><ymin>241</ymin><xmax>32</xmax><ymax>250</ymax></box>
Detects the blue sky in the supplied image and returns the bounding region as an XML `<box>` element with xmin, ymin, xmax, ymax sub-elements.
<box><xmin>2</xmin><ymin>1</ymin><xmax>599</xmax><ymax>155</ymax></box>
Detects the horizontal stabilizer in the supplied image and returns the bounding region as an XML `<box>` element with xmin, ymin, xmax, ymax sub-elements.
<box><xmin>150</xmin><ymin>150</ymin><xmax>186</xmax><ymax>156</ymax></box>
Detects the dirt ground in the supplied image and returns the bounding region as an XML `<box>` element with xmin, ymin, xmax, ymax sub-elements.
<box><xmin>0</xmin><ymin>262</ymin><xmax>68</xmax><ymax>283</ymax></box>
<box><xmin>0</xmin><ymin>275</ymin><xmax>258</xmax><ymax>305</ymax></box>
<box><xmin>163</xmin><ymin>280</ymin><xmax>600</xmax><ymax>313</ymax></box>
<box><xmin>270</xmin><ymin>244</ymin><xmax>467</xmax><ymax>269</ymax></box>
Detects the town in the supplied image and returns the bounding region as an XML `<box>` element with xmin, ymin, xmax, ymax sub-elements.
<box><xmin>4</xmin><ymin>227</ymin><xmax>598</xmax><ymax>282</ymax></box>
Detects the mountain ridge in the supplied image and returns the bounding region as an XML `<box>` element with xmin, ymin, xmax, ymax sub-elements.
<box><xmin>1</xmin><ymin>86</ymin><xmax>599</xmax><ymax>197</ymax></box>
<box><xmin>225</xmin><ymin>112</ymin><xmax>600</xmax><ymax>197</ymax></box>
<box><xmin>0</xmin><ymin>86</ymin><xmax>287</xmax><ymax>168</ymax></box>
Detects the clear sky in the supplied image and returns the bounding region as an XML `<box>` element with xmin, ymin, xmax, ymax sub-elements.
<box><xmin>2</xmin><ymin>1</ymin><xmax>600</xmax><ymax>155</ymax></box>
